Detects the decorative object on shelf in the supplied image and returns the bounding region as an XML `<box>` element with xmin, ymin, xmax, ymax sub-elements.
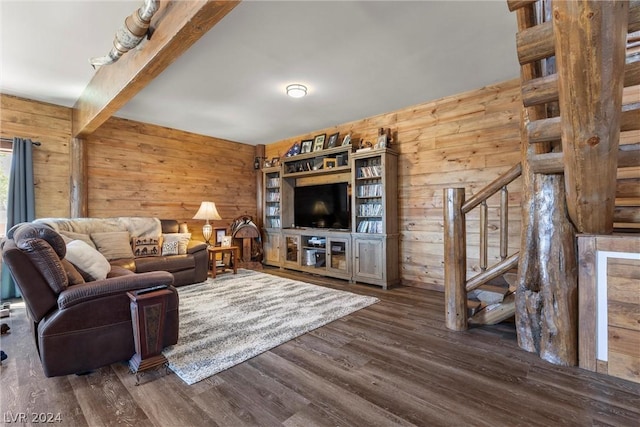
<box><xmin>286</xmin><ymin>84</ymin><xmax>307</xmax><ymax>98</ymax></box>
<box><xmin>89</xmin><ymin>0</ymin><xmax>159</xmax><ymax>68</ymax></box>
<box><xmin>193</xmin><ymin>201</ymin><xmax>222</xmax><ymax>246</ymax></box>
<box><xmin>313</xmin><ymin>134</ymin><xmax>326</xmax><ymax>152</ymax></box>
<box><xmin>221</xmin><ymin>236</ymin><xmax>232</xmax><ymax>248</ymax></box>
<box><xmin>301</xmin><ymin>139</ymin><xmax>313</xmax><ymax>154</ymax></box>
<box><xmin>323</xmin><ymin>158</ymin><xmax>337</xmax><ymax>169</ymax></box>
<box><xmin>327</xmin><ymin>132</ymin><xmax>340</xmax><ymax>148</ymax></box>
<box><xmin>342</xmin><ymin>134</ymin><xmax>352</xmax><ymax>146</ymax></box>
<box><xmin>375</xmin><ymin>134</ymin><xmax>387</xmax><ymax>149</ymax></box>
<box><xmin>285</xmin><ymin>142</ymin><xmax>301</xmax><ymax>157</ymax></box>
<box><xmin>214</xmin><ymin>227</ymin><xmax>226</xmax><ymax>246</ymax></box>
<box><xmin>270</xmin><ymin>157</ymin><xmax>280</xmax><ymax>167</ymax></box>
<box><xmin>263</xmin><ymin>159</ymin><xmax>272</xmax><ymax>168</ymax></box>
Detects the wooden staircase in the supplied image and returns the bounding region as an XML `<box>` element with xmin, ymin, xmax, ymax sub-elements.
<box><xmin>445</xmin><ymin>0</ymin><xmax>640</xmax><ymax>333</ymax></box>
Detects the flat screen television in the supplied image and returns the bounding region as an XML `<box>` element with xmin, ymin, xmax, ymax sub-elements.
<box><xmin>294</xmin><ymin>183</ymin><xmax>350</xmax><ymax>229</ymax></box>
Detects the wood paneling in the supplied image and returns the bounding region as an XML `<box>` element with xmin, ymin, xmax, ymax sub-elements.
<box><xmin>0</xmin><ymin>94</ymin><xmax>256</xmax><ymax>236</ymax></box>
<box><xmin>0</xmin><ymin>94</ymin><xmax>71</xmax><ymax>218</ymax></box>
<box><xmin>86</xmin><ymin>117</ymin><xmax>256</xmax><ymax>239</ymax></box>
<box><xmin>265</xmin><ymin>80</ymin><xmax>523</xmax><ymax>290</ymax></box>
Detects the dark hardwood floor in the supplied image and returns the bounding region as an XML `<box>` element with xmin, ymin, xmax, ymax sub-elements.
<box><xmin>1</xmin><ymin>268</ymin><xmax>638</xmax><ymax>426</ymax></box>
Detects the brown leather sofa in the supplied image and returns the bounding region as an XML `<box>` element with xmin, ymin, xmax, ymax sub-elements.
<box><xmin>1</xmin><ymin>223</ymin><xmax>179</xmax><ymax>377</ymax></box>
<box><xmin>35</xmin><ymin>217</ymin><xmax>209</xmax><ymax>287</ymax></box>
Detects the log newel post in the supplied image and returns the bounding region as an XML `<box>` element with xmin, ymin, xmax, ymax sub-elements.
<box><xmin>255</xmin><ymin>144</ymin><xmax>266</xmax><ymax>230</ymax></box>
<box><xmin>70</xmin><ymin>137</ymin><xmax>88</xmax><ymax>218</ymax></box>
<box><xmin>444</xmin><ymin>188</ymin><xmax>467</xmax><ymax>331</ymax></box>
<box><xmin>553</xmin><ymin>0</ymin><xmax>628</xmax><ymax>233</ymax></box>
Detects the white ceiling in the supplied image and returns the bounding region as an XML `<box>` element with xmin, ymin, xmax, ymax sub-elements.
<box><xmin>0</xmin><ymin>1</ymin><xmax>519</xmax><ymax>145</ymax></box>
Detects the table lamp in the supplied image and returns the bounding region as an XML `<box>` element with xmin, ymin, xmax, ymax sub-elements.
<box><xmin>193</xmin><ymin>201</ymin><xmax>222</xmax><ymax>245</ymax></box>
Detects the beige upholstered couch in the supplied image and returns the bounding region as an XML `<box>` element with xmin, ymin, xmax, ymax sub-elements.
<box><xmin>34</xmin><ymin>217</ymin><xmax>208</xmax><ymax>287</ymax></box>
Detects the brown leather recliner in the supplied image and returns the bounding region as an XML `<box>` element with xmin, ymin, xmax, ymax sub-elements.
<box><xmin>1</xmin><ymin>223</ymin><xmax>179</xmax><ymax>377</ymax></box>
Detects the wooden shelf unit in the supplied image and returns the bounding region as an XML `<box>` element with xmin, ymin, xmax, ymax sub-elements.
<box><xmin>261</xmin><ymin>146</ymin><xmax>398</xmax><ymax>288</ymax></box>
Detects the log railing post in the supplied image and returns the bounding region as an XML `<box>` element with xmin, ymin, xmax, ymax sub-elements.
<box><xmin>500</xmin><ymin>186</ymin><xmax>509</xmax><ymax>261</ymax></box>
<box><xmin>479</xmin><ymin>200</ymin><xmax>488</xmax><ymax>271</ymax></box>
<box><xmin>444</xmin><ymin>188</ymin><xmax>467</xmax><ymax>331</ymax></box>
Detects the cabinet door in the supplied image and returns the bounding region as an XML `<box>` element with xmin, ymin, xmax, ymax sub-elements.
<box><xmin>284</xmin><ymin>234</ymin><xmax>301</xmax><ymax>267</ymax></box>
<box><xmin>327</xmin><ymin>237</ymin><xmax>350</xmax><ymax>275</ymax></box>
<box><xmin>263</xmin><ymin>232</ymin><xmax>281</xmax><ymax>266</ymax></box>
<box><xmin>353</xmin><ymin>237</ymin><xmax>384</xmax><ymax>281</ymax></box>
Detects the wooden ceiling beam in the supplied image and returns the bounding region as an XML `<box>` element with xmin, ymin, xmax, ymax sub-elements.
<box><xmin>72</xmin><ymin>0</ymin><xmax>240</xmax><ymax>138</ymax></box>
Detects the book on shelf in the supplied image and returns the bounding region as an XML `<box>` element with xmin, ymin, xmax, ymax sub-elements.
<box><xmin>356</xmin><ymin>184</ymin><xmax>382</xmax><ymax>197</ymax></box>
<box><xmin>357</xmin><ymin>220</ymin><xmax>382</xmax><ymax>233</ymax></box>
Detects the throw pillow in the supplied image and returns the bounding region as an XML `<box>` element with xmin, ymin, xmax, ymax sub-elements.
<box><xmin>65</xmin><ymin>240</ymin><xmax>111</xmax><ymax>281</ymax></box>
<box><xmin>60</xmin><ymin>258</ymin><xmax>85</xmax><ymax>286</ymax></box>
<box><xmin>131</xmin><ymin>235</ymin><xmax>161</xmax><ymax>257</ymax></box>
<box><xmin>91</xmin><ymin>231</ymin><xmax>134</xmax><ymax>260</ymax></box>
<box><xmin>162</xmin><ymin>240</ymin><xmax>179</xmax><ymax>256</ymax></box>
<box><xmin>59</xmin><ymin>231</ymin><xmax>96</xmax><ymax>249</ymax></box>
<box><xmin>162</xmin><ymin>233</ymin><xmax>191</xmax><ymax>255</ymax></box>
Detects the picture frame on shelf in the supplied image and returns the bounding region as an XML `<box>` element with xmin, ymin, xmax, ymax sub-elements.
<box><xmin>327</xmin><ymin>132</ymin><xmax>340</xmax><ymax>148</ymax></box>
<box><xmin>300</xmin><ymin>140</ymin><xmax>313</xmax><ymax>154</ymax></box>
<box><xmin>342</xmin><ymin>134</ymin><xmax>351</xmax><ymax>146</ymax></box>
<box><xmin>313</xmin><ymin>134</ymin><xmax>326</xmax><ymax>152</ymax></box>
<box><xmin>323</xmin><ymin>158</ymin><xmax>337</xmax><ymax>169</ymax></box>
<box><xmin>214</xmin><ymin>227</ymin><xmax>226</xmax><ymax>247</ymax></box>
<box><xmin>375</xmin><ymin>134</ymin><xmax>387</xmax><ymax>149</ymax></box>
<box><xmin>221</xmin><ymin>236</ymin><xmax>233</xmax><ymax>248</ymax></box>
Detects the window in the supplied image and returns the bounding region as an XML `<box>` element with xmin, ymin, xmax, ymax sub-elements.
<box><xmin>0</xmin><ymin>148</ymin><xmax>12</xmax><ymax>237</ymax></box>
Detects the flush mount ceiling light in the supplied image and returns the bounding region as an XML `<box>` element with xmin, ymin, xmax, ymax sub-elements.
<box><xmin>286</xmin><ymin>84</ymin><xmax>307</xmax><ymax>98</ymax></box>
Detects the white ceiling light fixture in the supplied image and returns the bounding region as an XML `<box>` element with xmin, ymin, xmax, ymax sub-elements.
<box><xmin>286</xmin><ymin>84</ymin><xmax>307</xmax><ymax>98</ymax></box>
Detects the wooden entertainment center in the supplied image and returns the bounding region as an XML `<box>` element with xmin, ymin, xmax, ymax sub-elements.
<box><xmin>262</xmin><ymin>145</ymin><xmax>398</xmax><ymax>289</ymax></box>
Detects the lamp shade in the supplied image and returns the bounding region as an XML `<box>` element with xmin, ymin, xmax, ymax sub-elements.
<box><xmin>193</xmin><ymin>201</ymin><xmax>222</xmax><ymax>221</ymax></box>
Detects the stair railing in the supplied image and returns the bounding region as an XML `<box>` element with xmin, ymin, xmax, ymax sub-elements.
<box><xmin>444</xmin><ymin>162</ymin><xmax>522</xmax><ymax>331</ymax></box>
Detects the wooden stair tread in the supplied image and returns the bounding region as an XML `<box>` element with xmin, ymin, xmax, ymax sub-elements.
<box><xmin>469</xmin><ymin>293</ymin><xmax>516</xmax><ymax>326</ymax></box>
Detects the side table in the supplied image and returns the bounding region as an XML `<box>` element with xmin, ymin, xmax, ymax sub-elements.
<box><xmin>207</xmin><ymin>246</ymin><xmax>240</xmax><ymax>278</ymax></box>
<box><xmin>127</xmin><ymin>286</ymin><xmax>173</xmax><ymax>385</ymax></box>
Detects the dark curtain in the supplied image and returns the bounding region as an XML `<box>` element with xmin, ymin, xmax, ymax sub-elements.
<box><xmin>1</xmin><ymin>138</ymin><xmax>35</xmax><ymax>300</ymax></box>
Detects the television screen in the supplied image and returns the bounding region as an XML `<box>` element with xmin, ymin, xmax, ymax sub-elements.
<box><xmin>294</xmin><ymin>183</ymin><xmax>350</xmax><ymax>229</ymax></box>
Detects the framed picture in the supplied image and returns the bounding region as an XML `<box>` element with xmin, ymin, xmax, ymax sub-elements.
<box><xmin>313</xmin><ymin>134</ymin><xmax>326</xmax><ymax>152</ymax></box>
<box><xmin>301</xmin><ymin>139</ymin><xmax>313</xmax><ymax>154</ymax></box>
<box><xmin>221</xmin><ymin>235</ymin><xmax>233</xmax><ymax>248</ymax></box>
<box><xmin>323</xmin><ymin>158</ymin><xmax>337</xmax><ymax>169</ymax></box>
<box><xmin>271</xmin><ymin>157</ymin><xmax>280</xmax><ymax>167</ymax></box>
<box><xmin>214</xmin><ymin>227</ymin><xmax>226</xmax><ymax>246</ymax></box>
<box><xmin>342</xmin><ymin>134</ymin><xmax>351</xmax><ymax>146</ymax></box>
<box><xmin>375</xmin><ymin>134</ymin><xmax>387</xmax><ymax>149</ymax></box>
<box><xmin>327</xmin><ymin>132</ymin><xmax>340</xmax><ymax>148</ymax></box>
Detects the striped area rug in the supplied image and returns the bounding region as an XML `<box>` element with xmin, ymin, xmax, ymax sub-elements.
<box><xmin>162</xmin><ymin>269</ymin><xmax>378</xmax><ymax>385</ymax></box>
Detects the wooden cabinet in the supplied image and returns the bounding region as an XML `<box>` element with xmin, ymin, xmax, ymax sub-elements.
<box><xmin>351</xmin><ymin>149</ymin><xmax>399</xmax><ymax>288</ymax></box>
<box><xmin>263</xmin><ymin>230</ymin><xmax>281</xmax><ymax>266</ymax></box>
<box><xmin>261</xmin><ymin>147</ymin><xmax>398</xmax><ymax>288</ymax></box>
<box><xmin>352</xmin><ymin>235</ymin><xmax>399</xmax><ymax>289</ymax></box>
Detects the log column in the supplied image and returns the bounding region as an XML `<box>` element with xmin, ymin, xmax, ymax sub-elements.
<box><xmin>70</xmin><ymin>137</ymin><xmax>88</xmax><ymax>217</ymax></box>
<box><xmin>553</xmin><ymin>0</ymin><xmax>629</xmax><ymax>233</ymax></box>
<box><xmin>444</xmin><ymin>188</ymin><xmax>467</xmax><ymax>331</ymax></box>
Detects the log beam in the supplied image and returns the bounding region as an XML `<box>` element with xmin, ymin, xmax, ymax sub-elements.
<box><xmin>553</xmin><ymin>0</ymin><xmax>629</xmax><ymax>234</ymax></box>
<box><xmin>72</xmin><ymin>0</ymin><xmax>239</xmax><ymax>137</ymax></box>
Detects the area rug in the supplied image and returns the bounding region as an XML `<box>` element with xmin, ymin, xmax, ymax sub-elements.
<box><xmin>162</xmin><ymin>269</ymin><xmax>378</xmax><ymax>385</ymax></box>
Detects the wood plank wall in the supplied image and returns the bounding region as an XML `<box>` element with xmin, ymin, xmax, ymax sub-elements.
<box><xmin>86</xmin><ymin>117</ymin><xmax>257</xmax><ymax>239</ymax></box>
<box><xmin>265</xmin><ymin>79</ymin><xmax>523</xmax><ymax>290</ymax></box>
<box><xmin>0</xmin><ymin>95</ymin><xmax>257</xmax><ymax>240</ymax></box>
<box><xmin>0</xmin><ymin>94</ymin><xmax>71</xmax><ymax>218</ymax></box>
